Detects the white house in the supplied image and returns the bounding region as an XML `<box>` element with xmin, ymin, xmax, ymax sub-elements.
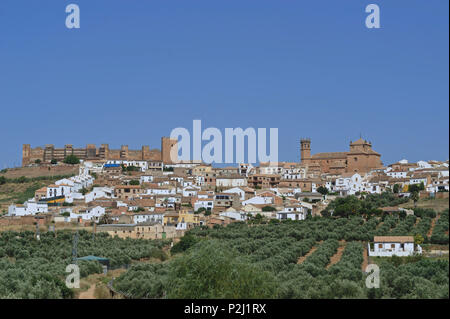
<box><xmin>70</xmin><ymin>206</ymin><xmax>106</xmax><ymax>223</ymax></box>
<box><xmin>140</xmin><ymin>175</ymin><xmax>154</xmax><ymax>184</ymax></box>
<box><xmin>276</xmin><ymin>206</ymin><xmax>307</xmax><ymax>221</ymax></box>
<box><xmin>222</xmin><ymin>187</ymin><xmax>246</xmax><ymax>201</ymax></box>
<box><xmin>368</xmin><ymin>236</ymin><xmax>422</xmax><ymax>257</ymax></box>
<box><xmin>182</xmin><ymin>187</ymin><xmax>199</xmax><ymax>197</ymax></box>
<box><xmin>145</xmin><ymin>187</ymin><xmax>176</xmax><ymax>196</ymax></box>
<box><xmin>105</xmin><ymin>160</ymin><xmax>148</xmax><ymax>172</ymax></box>
<box><xmin>239</xmin><ymin>163</ymin><xmax>255</xmax><ymax>177</ymax></box>
<box><xmin>335</xmin><ymin>173</ymin><xmax>363</xmax><ymax>195</ymax></box>
<box><xmin>242</xmin><ymin>196</ymin><xmax>272</xmax><ymax>206</ymax></box>
<box><xmin>79</xmin><ymin>160</ymin><xmax>104</xmax><ymax>176</ymax></box>
<box><xmin>193</xmin><ymin>198</ymin><xmax>214</xmax><ymax>211</ymax></box>
<box><xmin>387</xmin><ymin>171</ymin><xmax>408</xmax><ymax>179</ymax></box>
<box><xmin>84</xmin><ymin>187</ymin><xmax>113</xmax><ymax>203</ymax></box>
<box><xmin>8</xmin><ymin>200</ymin><xmax>48</xmax><ymax>216</ymax></box>
<box><xmin>46</xmin><ymin>184</ymin><xmax>72</xmax><ymax>199</ymax></box>
<box><xmin>133</xmin><ymin>212</ymin><xmax>164</xmax><ymax>224</ymax></box>
<box><xmin>220</xmin><ymin>209</ymin><xmax>248</xmax><ymax>221</ymax></box>
<box><xmin>216</xmin><ymin>176</ymin><xmax>247</xmax><ymax>188</ymax></box>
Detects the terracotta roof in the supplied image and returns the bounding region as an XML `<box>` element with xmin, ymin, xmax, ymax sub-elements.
<box><xmin>374</xmin><ymin>236</ymin><xmax>414</xmax><ymax>243</ymax></box>
<box><xmin>115</xmin><ymin>185</ymin><xmax>141</xmax><ymax>189</ymax></box>
<box><xmin>311</xmin><ymin>152</ymin><xmax>348</xmax><ymax>159</ymax></box>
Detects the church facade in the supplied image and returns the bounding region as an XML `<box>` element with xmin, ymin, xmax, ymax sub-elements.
<box><xmin>300</xmin><ymin>138</ymin><xmax>383</xmax><ymax>174</ymax></box>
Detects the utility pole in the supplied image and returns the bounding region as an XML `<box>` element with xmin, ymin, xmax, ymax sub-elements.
<box><xmin>35</xmin><ymin>222</ymin><xmax>40</xmax><ymax>241</ymax></box>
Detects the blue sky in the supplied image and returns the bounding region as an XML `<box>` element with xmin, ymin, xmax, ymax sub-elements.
<box><xmin>0</xmin><ymin>0</ymin><xmax>448</xmax><ymax>168</ymax></box>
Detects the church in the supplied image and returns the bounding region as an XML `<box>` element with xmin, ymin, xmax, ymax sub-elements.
<box><xmin>300</xmin><ymin>138</ymin><xmax>383</xmax><ymax>174</ymax></box>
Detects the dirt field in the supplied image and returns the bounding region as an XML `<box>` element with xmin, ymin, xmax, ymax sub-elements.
<box><xmin>428</xmin><ymin>213</ymin><xmax>440</xmax><ymax>237</ymax></box>
<box><xmin>76</xmin><ymin>269</ymin><xmax>127</xmax><ymax>299</ymax></box>
<box><xmin>326</xmin><ymin>241</ymin><xmax>346</xmax><ymax>269</ymax></box>
<box><xmin>362</xmin><ymin>245</ymin><xmax>369</xmax><ymax>272</ymax></box>
<box><xmin>297</xmin><ymin>241</ymin><xmax>323</xmax><ymax>264</ymax></box>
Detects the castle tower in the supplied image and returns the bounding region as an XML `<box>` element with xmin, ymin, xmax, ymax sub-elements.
<box><xmin>161</xmin><ymin>137</ymin><xmax>178</xmax><ymax>164</ymax></box>
<box><xmin>22</xmin><ymin>144</ymin><xmax>31</xmax><ymax>166</ymax></box>
<box><xmin>86</xmin><ymin>144</ymin><xmax>97</xmax><ymax>158</ymax></box>
<box><xmin>300</xmin><ymin>138</ymin><xmax>311</xmax><ymax>162</ymax></box>
<box><xmin>44</xmin><ymin>144</ymin><xmax>55</xmax><ymax>162</ymax></box>
<box><xmin>142</xmin><ymin>145</ymin><xmax>150</xmax><ymax>160</ymax></box>
<box><xmin>64</xmin><ymin>144</ymin><xmax>74</xmax><ymax>157</ymax></box>
<box><xmin>99</xmin><ymin>144</ymin><xmax>109</xmax><ymax>159</ymax></box>
<box><xmin>120</xmin><ymin>145</ymin><xmax>129</xmax><ymax>159</ymax></box>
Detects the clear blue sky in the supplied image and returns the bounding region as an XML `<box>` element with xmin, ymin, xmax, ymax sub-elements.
<box><xmin>0</xmin><ymin>0</ymin><xmax>448</xmax><ymax>168</ymax></box>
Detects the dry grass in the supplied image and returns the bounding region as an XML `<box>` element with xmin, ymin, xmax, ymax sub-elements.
<box><xmin>94</xmin><ymin>284</ymin><xmax>111</xmax><ymax>299</ymax></box>
<box><xmin>399</xmin><ymin>198</ymin><xmax>449</xmax><ymax>212</ymax></box>
<box><xmin>75</xmin><ymin>268</ymin><xmax>127</xmax><ymax>299</ymax></box>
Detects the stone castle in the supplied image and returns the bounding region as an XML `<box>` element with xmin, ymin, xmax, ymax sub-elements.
<box><xmin>22</xmin><ymin>137</ymin><xmax>178</xmax><ymax>166</ymax></box>
<box><xmin>300</xmin><ymin>138</ymin><xmax>383</xmax><ymax>174</ymax></box>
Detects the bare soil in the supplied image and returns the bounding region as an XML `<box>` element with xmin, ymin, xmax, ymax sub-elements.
<box><xmin>362</xmin><ymin>245</ymin><xmax>369</xmax><ymax>272</ymax></box>
<box><xmin>326</xmin><ymin>241</ymin><xmax>347</xmax><ymax>269</ymax></box>
<box><xmin>428</xmin><ymin>213</ymin><xmax>441</xmax><ymax>237</ymax></box>
<box><xmin>297</xmin><ymin>241</ymin><xmax>323</xmax><ymax>264</ymax></box>
<box><xmin>78</xmin><ymin>283</ymin><xmax>97</xmax><ymax>299</ymax></box>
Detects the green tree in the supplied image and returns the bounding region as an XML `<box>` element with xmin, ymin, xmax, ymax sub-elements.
<box><xmin>393</xmin><ymin>184</ymin><xmax>400</xmax><ymax>194</ymax></box>
<box><xmin>414</xmin><ymin>233</ymin><xmax>424</xmax><ymax>245</ymax></box>
<box><xmin>195</xmin><ymin>207</ymin><xmax>207</xmax><ymax>214</ymax></box>
<box><xmin>17</xmin><ymin>176</ymin><xmax>27</xmax><ymax>183</ymax></box>
<box><xmin>129</xmin><ymin>180</ymin><xmax>140</xmax><ymax>186</ymax></box>
<box><xmin>0</xmin><ymin>176</ymin><xmax>6</xmax><ymax>185</ymax></box>
<box><xmin>34</xmin><ymin>159</ymin><xmax>41</xmax><ymax>164</ymax></box>
<box><xmin>317</xmin><ymin>186</ymin><xmax>329</xmax><ymax>195</ymax></box>
<box><xmin>262</xmin><ymin>206</ymin><xmax>276</xmax><ymax>212</ymax></box>
<box><xmin>63</xmin><ymin>155</ymin><xmax>80</xmax><ymax>164</ymax></box>
<box><xmin>50</xmin><ymin>159</ymin><xmax>57</xmax><ymax>165</ymax></box>
<box><xmin>166</xmin><ymin>240</ymin><xmax>277</xmax><ymax>298</ymax></box>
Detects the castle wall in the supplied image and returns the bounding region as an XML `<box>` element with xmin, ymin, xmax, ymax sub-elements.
<box><xmin>22</xmin><ymin>144</ymin><xmax>163</xmax><ymax>166</ymax></box>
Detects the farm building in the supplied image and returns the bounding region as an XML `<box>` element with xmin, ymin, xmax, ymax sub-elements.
<box><xmin>368</xmin><ymin>236</ymin><xmax>422</xmax><ymax>257</ymax></box>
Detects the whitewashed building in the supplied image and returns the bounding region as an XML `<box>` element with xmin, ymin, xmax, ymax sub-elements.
<box><xmin>368</xmin><ymin>236</ymin><xmax>422</xmax><ymax>257</ymax></box>
<box><xmin>8</xmin><ymin>200</ymin><xmax>48</xmax><ymax>216</ymax></box>
<box><xmin>276</xmin><ymin>206</ymin><xmax>307</xmax><ymax>221</ymax></box>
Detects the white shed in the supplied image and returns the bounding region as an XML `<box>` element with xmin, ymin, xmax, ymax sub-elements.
<box><xmin>368</xmin><ymin>236</ymin><xmax>422</xmax><ymax>257</ymax></box>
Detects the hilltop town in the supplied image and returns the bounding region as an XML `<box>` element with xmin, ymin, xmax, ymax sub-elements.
<box><xmin>1</xmin><ymin>137</ymin><xmax>448</xmax><ymax>238</ymax></box>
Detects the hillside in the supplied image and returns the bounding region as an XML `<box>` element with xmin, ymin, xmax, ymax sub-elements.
<box><xmin>0</xmin><ymin>165</ymin><xmax>78</xmax><ymax>213</ymax></box>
